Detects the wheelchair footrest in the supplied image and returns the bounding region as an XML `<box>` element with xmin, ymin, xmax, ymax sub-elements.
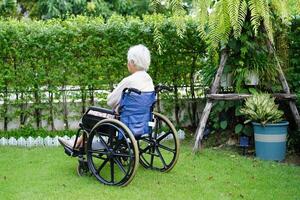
<box><xmin>63</xmin><ymin>146</ymin><xmax>83</xmax><ymax>157</ymax></box>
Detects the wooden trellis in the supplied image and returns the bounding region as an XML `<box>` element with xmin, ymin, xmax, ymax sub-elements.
<box><xmin>193</xmin><ymin>49</ymin><xmax>300</xmax><ymax>152</ymax></box>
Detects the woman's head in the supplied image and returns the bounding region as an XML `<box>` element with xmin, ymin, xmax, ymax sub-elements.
<box><xmin>127</xmin><ymin>44</ymin><xmax>151</xmax><ymax>73</ymax></box>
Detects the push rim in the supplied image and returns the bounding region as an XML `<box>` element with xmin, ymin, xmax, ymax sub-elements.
<box><xmin>87</xmin><ymin>119</ymin><xmax>139</xmax><ymax>186</ymax></box>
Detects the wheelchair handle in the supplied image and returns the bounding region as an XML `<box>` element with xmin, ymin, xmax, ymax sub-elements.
<box><xmin>155</xmin><ymin>84</ymin><xmax>173</xmax><ymax>93</ymax></box>
<box><xmin>123</xmin><ymin>88</ymin><xmax>142</xmax><ymax>95</ymax></box>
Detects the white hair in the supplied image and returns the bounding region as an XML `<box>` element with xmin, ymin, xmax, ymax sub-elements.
<box><xmin>127</xmin><ymin>44</ymin><xmax>151</xmax><ymax>71</ymax></box>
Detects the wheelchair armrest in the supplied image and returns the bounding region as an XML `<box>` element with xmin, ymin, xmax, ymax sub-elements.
<box><xmin>122</xmin><ymin>88</ymin><xmax>142</xmax><ymax>95</ymax></box>
<box><xmin>86</xmin><ymin>106</ymin><xmax>115</xmax><ymax>115</ymax></box>
<box><xmin>81</xmin><ymin>107</ymin><xmax>116</xmax><ymax>130</ymax></box>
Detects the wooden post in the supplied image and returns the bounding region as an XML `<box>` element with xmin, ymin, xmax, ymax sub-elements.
<box><xmin>277</xmin><ymin>65</ymin><xmax>300</xmax><ymax>129</ymax></box>
<box><xmin>271</xmin><ymin>44</ymin><xmax>300</xmax><ymax>129</ymax></box>
<box><xmin>207</xmin><ymin>93</ymin><xmax>297</xmax><ymax>100</ymax></box>
<box><xmin>193</xmin><ymin>49</ymin><xmax>228</xmax><ymax>152</ymax></box>
<box><xmin>193</xmin><ymin>101</ymin><xmax>213</xmax><ymax>151</ymax></box>
<box><xmin>210</xmin><ymin>49</ymin><xmax>229</xmax><ymax>94</ymax></box>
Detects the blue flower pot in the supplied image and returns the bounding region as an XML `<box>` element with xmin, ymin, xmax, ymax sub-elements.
<box><xmin>252</xmin><ymin>121</ymin><xmax>289</xmax><ymax>161</ymax></box>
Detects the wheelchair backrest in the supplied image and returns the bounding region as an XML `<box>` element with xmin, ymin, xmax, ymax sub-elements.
<box><xmin>119</xmin><ymin>91</ymin><xmax>156</xmax><ymax>137</ymax></box>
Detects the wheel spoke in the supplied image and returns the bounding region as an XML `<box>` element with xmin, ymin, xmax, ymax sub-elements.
<box><xmin>150</xmin><ymin>146</ymin><xmax>155</xmax><ymax>167</ymax></box>
<box><xmin>142</xmin><ymin>151</ymin><xmax>159</xmax><ymax>157</ymax></box>
<box><xmin>140</xmin><ymin>137</ymin><xmax>152</xmax><ymax>143</ymax></box>
<box><xmin>113</xmin><ymin>139</ymin><xmax>124</xmax><ymax>151</ymax></box>
<box><xmin>153</xmin><ymin>119</ymin><xmax>160</xmax><ymax>139</ymax></box>
<box><xmin>110</xmin><ymin>159</ymin><xmax>114</xmax><ymax>183</ymax></box>
<box><xmin>156</xmin><ymin>147</ymin><xmax>167</xmax><ymax>168</ymax></box>
<box><xmin>92</xmin><ymin>154</ymin><xmax>107</xmax><ymax>160</ymax></box>
<box><xmin>157</xmin><ymin>131</ymin><xmax>172</xmax><ymax>142</ymax></box>
<box><xmin>140</xmin><ymin>155</ymin><xmax>151</xmax><ymax>166</ymax></box>
<box><xmin>113</xmin><ymin>153</ymin><xmax>131</xmax><ymax>157</ymax></box>
<box><xmin>88</xmin><ymin>149</ymin><xmax>108</xmax><ymax>154</ymax></box>
<box><xmin>139</xmin><ymin>145</ymin><xmax>151</xmax><ymax>154</ymax></box>
<box><xmin>157</xmin><ymin>143</ymin><xmax>176</xmax><ymax>153</ymax></box>
<box><xmin>108</xmin><ymin>134</ymin><xmax>114</xmax><ymax>148</ymax></box>
<box><xmin>113</xmin><ymin>158</ymin><xmax>127</xmax><ymax>175</ymax></box>
<box><xmin>97</xmin><ymin>158</ymin><xmax>109</xmax><ymax>174</ymax></box>
<box><xmin>97</xmin><ymin>135</ymin><xmax>110</xmax><ymax>151</ymax></box>
<box><xmin>92</xmin><ymin>154</ymin><xmax>106</xmax><ymax>160</ymax></box>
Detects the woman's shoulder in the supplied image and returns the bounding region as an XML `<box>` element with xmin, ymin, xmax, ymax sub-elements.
<box><xmin>127</xmin><ymin>71</ymin><xmax>150</xmax><ymax>79</ymax></box>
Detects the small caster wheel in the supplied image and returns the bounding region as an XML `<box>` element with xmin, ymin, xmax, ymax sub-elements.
<box><xmin>77</xmin><ymin>161</ymin><xmax>89</xmax><ymax>176</ymax></box>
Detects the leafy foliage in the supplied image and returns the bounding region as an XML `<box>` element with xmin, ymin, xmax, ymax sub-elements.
<box><xmin>0</xmin><ymin>0</ymin><xmax>17</xmax><ymax>17</ymax></box>
<box><xmin>287</xmin><ymin>0</ymin><xmax>300</xmax><ymax>16</ymax></box>
<box><xmin>12</xmin><ymin>0</ymin><xmax>194</xmax><ymax>19</ymax></box>
<box><xmin>240</xmin><ymin>93</ymin><xmax>284</xmax><ymax>125</ymax></box>
<box><xmin>288</xmin><ymin>16</ymin><xmax>300</xmax><ymax>105</ymax></box>
<box><xmin>162</xmin><ymin>0</ymin><xmax>290</xmax><ymax>50</ymax></box>
<box><xmin>0</xmin><ymin>15</ymin><xmax>206</xmax><ymax>131</ymax></box>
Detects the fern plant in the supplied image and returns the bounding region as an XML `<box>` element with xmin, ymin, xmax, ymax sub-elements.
<box><xmin>240</xmin><ymin>93</ymin><xmax>284</xmax><ymax>125</ymax></box>
<box><xmin>165</xmin><ymin>0</ymin><xmax>290</xmax><ymax>49</ymax></box>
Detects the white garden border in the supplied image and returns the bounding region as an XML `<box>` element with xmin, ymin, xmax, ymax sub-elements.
<box><xmin>0</xmin><ymin>130</ymin><xmax>185</xmax><ymax>147</ymax></box>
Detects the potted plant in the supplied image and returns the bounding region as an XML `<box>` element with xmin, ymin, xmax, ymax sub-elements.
<box><xmin>240</xmin><ymin>93</ymin><xmax>289</xmax><ymax>161</ymax></box>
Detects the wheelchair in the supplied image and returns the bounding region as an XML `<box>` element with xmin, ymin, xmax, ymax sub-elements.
<box><xmin>61</xmin><ymin>85</ymin><xmax>180</xmax><ymax>186</ymax></box>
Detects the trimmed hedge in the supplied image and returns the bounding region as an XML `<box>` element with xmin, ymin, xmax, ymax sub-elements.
<box><xmin>0</xmin><ymin>127</ymin><xmax>76</xmax><ymax>138</ymax></box>
<box><xmin>0</xmin><ymin>15</ymin><xmax>206</xmax><ymax>130</ymax></box>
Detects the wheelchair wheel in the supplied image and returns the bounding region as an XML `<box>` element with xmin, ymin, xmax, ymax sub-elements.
<box><xmin>138</xmin><ymin>112</ymin><xmax>179</xmax><ymax>172</ymax></box>
<box><xmin>86</xmin><ymin>119</ymin><xmax>139</xmax><ymax>186</ymax></box>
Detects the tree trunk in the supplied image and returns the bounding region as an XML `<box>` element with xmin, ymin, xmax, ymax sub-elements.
<box><xmin>81</xmin><ymin>87</ymin><xmax>86</xmax><ymax>114</ymax></box>
<box><xmin>34</xmin><ymin>86</ymin><xmax>41</xmax><ymax>129</ymax></box>
<box><xmin>48</xmin><ymin>90</ymin><xmax>55</xmax><ymax>131</ymax></box>
<box><xmin>173</xmin><ymin>84</ymin><xmax>180</xmax><ymax>126</ymax></box>
<box><xmin>20</xmin><ymin>92</ymin><xmax>27</xmax><ymax>126</ymax></box>
<box><xmin>3</xmin><ymin>85</ymin><xmax>8</xmax><ymax>131</ymax></box>
<box><xmin>89</xmin><ymin>85</ymin><xmax>94</xmax><ymax>106</ymax></box>
<box><xmin>190</xmin><ymin>55</ymin><xmax>197</xmax><ymax>128</ymax></box>
<box><xmin>62</xmin><ymin>85</ymin><xmax>69</xmax><ymax>130</ymax></box>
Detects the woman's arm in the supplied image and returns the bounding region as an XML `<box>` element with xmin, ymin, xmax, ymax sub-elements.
<box><xmin>107</xmin><ymin>78</ymin><xmax>128</xmax><ymax>109</ymax></box>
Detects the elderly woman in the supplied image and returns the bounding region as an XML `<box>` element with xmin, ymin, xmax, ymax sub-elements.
<box><xmin>107</xmin><ymin>44</ymin><xmax>154</xmax><ymax>110</ymax></box>
<box><xmin>59</xmin><ymin>44</ymin><xmax>154</xmax><ymax>149</ymax></box>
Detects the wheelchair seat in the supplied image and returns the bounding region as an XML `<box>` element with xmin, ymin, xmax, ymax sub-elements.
<box><xmin>119</xmin><ymin>91</ymin><xmax>156</xmax><ymax>138</ymax></box>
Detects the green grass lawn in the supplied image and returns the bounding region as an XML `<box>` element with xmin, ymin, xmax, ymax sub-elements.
<box><xmin>0</xmin><ymin>142</ymin><xmax>299</xmax><ymax>200</ymax></box>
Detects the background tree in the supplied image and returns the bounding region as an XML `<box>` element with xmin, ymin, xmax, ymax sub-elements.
<box><xmin>6</xmin><ymin>0</ymin><xmax>193</xmax><ymax>19</ymax></box>
<box><xmin>0</xmin><ymin>0</ymin><xmax>17</xmax><ymax>17</ymax></box>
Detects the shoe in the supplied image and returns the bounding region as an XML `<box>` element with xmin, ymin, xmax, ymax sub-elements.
<box><xmin>58</xmin><ymin>137</ymin><xmax>77</xmax><ymax>149</ymax></box>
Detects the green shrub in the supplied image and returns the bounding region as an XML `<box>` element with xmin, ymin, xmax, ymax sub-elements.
<box><xmin>0</xmin><ymin>126</ymin><xmax>76</xmax><ymax>139</ymax></box>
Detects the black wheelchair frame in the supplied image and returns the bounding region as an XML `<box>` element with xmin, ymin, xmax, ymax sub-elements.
<box><xmin>62</xmin><ymin>85</ymin><xmax>180</xmax><ymax>186</ymax></box>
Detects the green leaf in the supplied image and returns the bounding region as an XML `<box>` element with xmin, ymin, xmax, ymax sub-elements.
<box><xmin>242</xmin><ymin>125</ymin><xmax>253</xmax><ymax>136</ymax></box>
<box><xmin>220</xmin><ymin>120</ymin><xmax>228</xmax><ymax>130</ymax></box>
<box><xmin>213</xmin><ymin>123</ymin><xmax>220</xmax><ymax>129</ymax></box>
<box><xmin>235</xmin><ymin>124</ymin><xmax>243</xmax><ymax>134</ymax></box>
<box><xmin>235</xmin><ymin>106</ymin><xmax>243</xmax><ymax>116</ymax></box>
<box><xmin>248</xmin><ymin>88</ymin><xmax>258</xmax><ymax>95</ymax></box>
